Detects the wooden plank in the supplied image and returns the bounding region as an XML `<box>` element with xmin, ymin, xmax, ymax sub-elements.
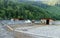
<box><xmin>6</xmin><ymin>25</ymin><xmax>13</xmax><ymax>31</ymax></box>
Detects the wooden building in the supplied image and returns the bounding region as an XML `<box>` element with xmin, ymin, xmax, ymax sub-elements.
<box><xmin>41</xmin><ymin>18</ymin><xmax>54</xmax><ymax>25</ymax></box>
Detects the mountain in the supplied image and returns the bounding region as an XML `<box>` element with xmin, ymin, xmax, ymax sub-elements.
<box><xmin>0</xmin><ymin>0</ymin><xmax>60</xmax><ymax>20</ymax></box>
<box><xmin>30</xmin><ymin>1</ymin><xmax>60</xmax><ymax>20</ymax></box>
<box><xmin>17</xmin><ymin>1</ymin><xmax>60</xmax><ymax>20</ymax></box>
<box><xmin>0</xmin><ymin>0</ymin><xmax>52</xmax><ymax>20</ymax></box>
<box><xmin>16</xmin><ymin>0</ymin><xmax>60</xmax><ymax>6</ymax></box>
<box><xmin>8</xmin><ymin>0</ymin><xmax>60</xmax><ymax>6</ymax></box>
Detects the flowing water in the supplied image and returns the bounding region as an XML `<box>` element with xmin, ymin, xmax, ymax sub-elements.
<box><xmin>0</xmin><ymin>23</ymin><xmax>14</xmax><ymax>38</ymax></box>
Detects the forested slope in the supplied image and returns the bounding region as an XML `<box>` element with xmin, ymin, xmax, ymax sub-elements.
<box><xmin>0</xmin><ymin>0</ymin><xmax>60</xmax><ymax>20</ymax></box>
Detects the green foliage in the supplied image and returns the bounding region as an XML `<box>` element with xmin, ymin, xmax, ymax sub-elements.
<box><xmin>0</xmin><ymin>0</ymin><xmax>56</xmax><ymax>20</ymax></box>
<box><xmin>45</xmin><ymin>6</ymin><xmax>60</xmax><ymax>20</ymax></box>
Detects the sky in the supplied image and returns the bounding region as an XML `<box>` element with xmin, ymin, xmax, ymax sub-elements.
<box><xmin>33</xmin><ymin>0</ymin><xmax>60</xmax><ymax>5</ymax></box>
<box><xmin>18</xmin><ymin>0</ymin><xmax>60</xmax><ymax>5</ymax></box>
<box><xmin>19</xmin><ymin>0</ymin><xmax>60</xmax><ymax>4</ymax></box>
<box><xmin>28</xmin><ymin>0</ymin><xmax>58</xmax><ymax>1</ymax></box>
<box><xmin>33</xmin><ymin>0</ymin><xmax>59</xmax><ymax>1</ymax></box>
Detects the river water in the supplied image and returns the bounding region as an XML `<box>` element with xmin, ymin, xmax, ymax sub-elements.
<box><xmin>0</xmin><ymin>23</ymin><xmax>14</xmax><ymax>38</ymax></box>
<box><xmin>0</xmin><ymin>20</ymin><xmax>60</xmax><ymax>38</ymax></box>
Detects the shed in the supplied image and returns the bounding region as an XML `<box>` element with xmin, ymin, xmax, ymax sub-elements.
<box><xmin>41</xmin><ymin>18</ymin><xmax>54</xmax><ymax>25</ymax></box>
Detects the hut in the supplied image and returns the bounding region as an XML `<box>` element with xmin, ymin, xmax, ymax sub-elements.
<box><xmin>41</xmin><ymin>18</ymin><xmax>54</xmax><ymax>25</ymax></box>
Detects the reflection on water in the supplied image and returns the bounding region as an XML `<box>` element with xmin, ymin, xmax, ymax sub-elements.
<box><xmin>1</xmin><ymin>20</ymin><xmax>60</xmax><ymax>25</ymax></box>
<box><xmin>53</xmin><ymin>21</ymin><xmax>60</xmax><ymax>25</ymax></box>
<box><xmin>1</xmin><ymin>20</ymin><xmax>26</xmax><ymax>24</ymax></box>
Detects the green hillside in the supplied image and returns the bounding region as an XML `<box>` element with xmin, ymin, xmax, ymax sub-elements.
<box><xmin>27</xmin><ymin>1</ymin><xmax>60</xmax><ymax>20</ymax></box>
<box><xmin>0</xmin><ymin>0</ymin><xmax>52</xmax><ymax>20</ymax></box>
<box><xmin>0</xmin><ymin>0</ymin><xmax>60</xmax><ymax>20</ymax></box>
<box><xmin>46</xmin><ymin>6</ymin><xmax>60</xmax><ymax>20</ymax></box>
